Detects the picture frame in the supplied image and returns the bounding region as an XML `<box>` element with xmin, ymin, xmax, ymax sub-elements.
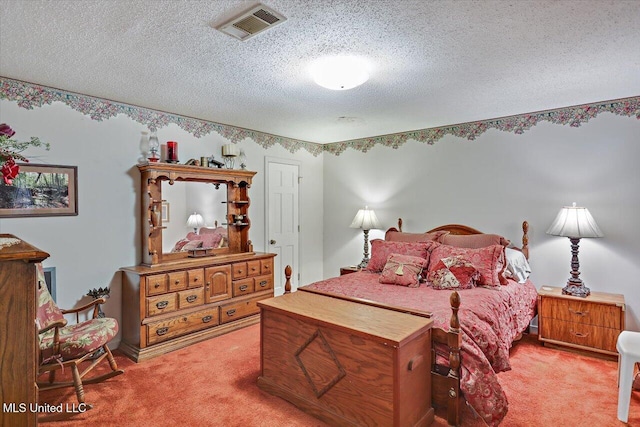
<box><xmin>0</xmin><ymin>164</ymin><xmax>78</xmax><ymax>218</ymax></box>
<box><xmin>161</xmin><ymin>202</ymin><xmax>170</xmax><ymax>223</ymax></box>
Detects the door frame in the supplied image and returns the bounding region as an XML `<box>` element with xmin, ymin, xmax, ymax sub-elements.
<box><xmin>264</xmin><ymin>156</ymin><xmax>301</xmax><ymax>293</ymax></box>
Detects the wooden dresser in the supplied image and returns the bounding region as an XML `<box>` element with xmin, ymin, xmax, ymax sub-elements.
<box><xmin>537</xmin><ymin>286</ymin><xmax>625</xmax><ymax>356</ymax></box>
<box><xmin>258</xmin><ymin>291</ymin><xmax>434</xmax><ymax>427</ymax></box>
<box><xmin>0</xmin><ymin>235</ymin><xmax>49</xmax><ymax>427</ymax></box>
<box><xmin>120</xmin><ymin>163</ymin><xmax>275</xmax><ymax>361</ymax></box>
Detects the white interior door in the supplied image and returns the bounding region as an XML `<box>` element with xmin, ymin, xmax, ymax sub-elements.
<box><xmin>266</xmin><ymin>159</ymin><xmax>299</xmax><ymax>295</ymax></box>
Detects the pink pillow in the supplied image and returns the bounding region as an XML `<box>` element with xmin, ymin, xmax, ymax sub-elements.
<box><xmin>428</xmin><ymin>256</ymin><xmax>479</xmax><ymax>290</ymax></box>
<box><xmin>379</xmin><ymin>254</ymin><xmax>427</xmax><ymax>287</ymax></box>
<box><xmin>440</xmin><ymin>233</ymin><xmax>510</xmax><ymax>249</ymax></box>
<box><xmin>366</xmin><ymin>240</ymin><xmax>433</xmax><ymax>273</ymax></box>
<box><xmin>385</xmin><ymin>230</ymin><xmax>449</xmax><ymax>243</ymax></box>
<box><xmin>428</xmin><ymin>243</ymin><xmax>506</xmax><ymax>287</ymax></box>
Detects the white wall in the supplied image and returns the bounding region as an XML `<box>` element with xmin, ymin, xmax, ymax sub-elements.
<box><xmin>0</xmin><ymin>99</ymin><xmax>324</xmax><ymax>346</ymax></box>
<box><xmin>323</xmin><ymin>114</ymin><xmax>640</xmax><ymax>331</ymax></box>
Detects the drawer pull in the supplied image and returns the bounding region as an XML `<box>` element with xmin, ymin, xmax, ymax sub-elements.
<box><xmin>193</xmin><ymin>277</ymin><xmax>199</xmax><ymax>282</ymax></box>
<box><xmin>259</xmin><ymin>280</ymin><xmax>268</xmax><ymax>287</ymax></box>
<box><xmin>239</xmin><ymin>285</ymin><xmax>248</xmax><ymax>291</ymax></box>
<box><xmin>186</xmin><ymin>295</ymin><xmax>198</xmax><ymax>303</ymax></box>
<box><xmin>568</xmin><ymin>308</ymin><xmax>589</xmax><ymax>316</ymax></box>
<box><xmin>226</xmin><ymin>309</ymin><xmax>236</xmax><ymax>316</ymax></box>
<box><xmin>156</xmin><ymin>301</ymin><xmax>169</xmax><ymax>309</ymax></box>
<box><xmin>571</xmin><ymin>330</ymin><xmax>590</xmax><ymax>338</ymax></box>
<box><xmin>202</xmin><ymin>315</ymin><xmax>213</xmax><ymax>323</ymax></box>
<box><xmin>156</xmin><ymin>327</ymin><xmax>169</xmax><ymax>336</ymax></box>
<box><xmin>174</xmin><ymin>279</ymin><xmax>180</xmax><ymax>284</ymax></box>
<box><xmin>154</xmin><ymin>283</ymin><xmax>160</xmax><ymax>289</ymax></box>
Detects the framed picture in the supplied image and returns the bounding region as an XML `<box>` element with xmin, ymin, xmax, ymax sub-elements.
<box><xmin>0</xmin><ymin>164</ymin><xmax>78</xmax><ymax>218</ymax></box>
<box><xmin>161</xmin><ymin>202</ymin><xmax>170</xmax><ymax>223</ymax></box>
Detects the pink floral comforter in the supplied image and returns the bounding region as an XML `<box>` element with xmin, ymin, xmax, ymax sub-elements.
<box><xmin>301</xmin><ymin>271</ymin><xmax>538</xmax><ymax>426</ymax></box>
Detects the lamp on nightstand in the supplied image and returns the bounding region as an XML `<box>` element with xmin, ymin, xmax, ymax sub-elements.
<box><xmin>546</xmin><ymin>202</ymin><xmax>603</xmax><ymax>297</ymax></box>
<box><xmin>350</xmin><ymin>206</ymin><xmax>381</xmax><ymax>269</ymax></box>
<box><xmin>186</xmin><ymin>212</ymin><xmax>204</xmax><ymax>233</ymax></box>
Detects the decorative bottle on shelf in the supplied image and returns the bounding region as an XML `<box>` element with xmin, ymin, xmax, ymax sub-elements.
<box><xmin>167</xmin><ymin>141</ymin><xmax>179</xmax><ymax>163</ymax></box>
<box><xmin>239</xmin><ymin>149</ymin><xmax>247</xmax><ymax>170</ymax></box>
<box><xmin>148</xmin><ymin>131</ymin><xmax>160</xmax><ymax>162</ymax></box>
<box><xmin>138</xmin><ymin>131</ymin><xmax>149</xmax><ymax>164</ymax></box>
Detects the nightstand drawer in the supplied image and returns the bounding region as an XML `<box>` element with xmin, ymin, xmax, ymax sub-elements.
<box><xmin>539</xmin><ymin>319</ymin><xmax>619</xmax><ymax>353</ymax></box>
<box><xmin>539</xmin><ymin>298</ymin><xmax>622</xmax><ymax>329</ymax></box>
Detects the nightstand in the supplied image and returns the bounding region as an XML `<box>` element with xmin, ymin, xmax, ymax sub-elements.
<box><xmin>340</xmin><ymin>266</ymin><xmax>360</xmax><ymax>276</ymax></box>
<box><xmin>537</xmin><ymin>286</ymin><xmax>625</xmax><ymax>357</ymax></box>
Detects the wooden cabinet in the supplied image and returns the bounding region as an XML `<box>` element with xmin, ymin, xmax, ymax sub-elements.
<box><xmin>258</xmin><ymin>291</ymin><xmax>434</xmax><ymax>427</ymax></box>
<box><xmin>537</xmin><ymin>286</ymin><xmax>625</xmax><ymax>356</ymax></box>
<box><xmin>121</xmin><ymin>253</ymin><xmax>275</xmax><ymax>362</ymax></box>
<box><xmin>121</xmin><ymin>163</ymin><xmax>275</xmax><ymax>361</ymax></box>
<box><xmin>340</xmin><ymin>266</ymin><xmax>360</xmax><ymax>276</ymax></box>
<box><xmin>0</xmin><ymin>235</ymin><xmax>49</xmax><ymax>427</ymax></box>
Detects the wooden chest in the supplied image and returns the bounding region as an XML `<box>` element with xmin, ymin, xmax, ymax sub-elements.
<box><xmin>537</xmin><ymin>286</ymin><xmax>625</xmax><ymax>356</ymax></box>
<box><xmin>257</xmin><ymin>291</ymin><xmax>434</xmax><ymax>427</ymax></box>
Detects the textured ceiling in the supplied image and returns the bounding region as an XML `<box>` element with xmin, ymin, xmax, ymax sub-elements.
<box><xmin>1</xmin><ymin>0</ymin><xmax>639</xmax><ymax>144</ymax></box>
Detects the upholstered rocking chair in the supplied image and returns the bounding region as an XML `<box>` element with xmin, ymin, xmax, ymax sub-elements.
<box><xmin>35</xmin><ymin>264</ymin><xmax>123</xmax><ymax>420</ymax></box>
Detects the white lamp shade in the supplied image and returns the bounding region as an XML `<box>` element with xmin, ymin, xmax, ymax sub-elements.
<box><xmin>546</xmin><ymin>203</ymin><xmax>603</xmax><ymax>238</ymax></box>
<box><xmin>349</xmin><ymin>206</ymin><xmax>381</xmax><ymax>230</ymax></box>
<box><xmin>186</xmin><ymin>212</ymin><xmax>204</xmax><ymax>229</ymax></box>
<box><xmin>222</xmin><ymin>144</ymin><xmax>239</xmax><ymax>157</ymax></box>
<box><xmin>310</xmin><ymin>56</ymin><xmax>370</xmax><ymax>91</ymax></box>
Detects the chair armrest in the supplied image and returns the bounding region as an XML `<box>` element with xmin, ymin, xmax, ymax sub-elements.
<box><xmin>61</xmin><ymin>297</ymin><xmax>106</xmax><ymax>314</ymax></box>
<box><xmin>38</xmin><ymin>319</ymin><xmax>67</xmax><ymax>335</ymax></box>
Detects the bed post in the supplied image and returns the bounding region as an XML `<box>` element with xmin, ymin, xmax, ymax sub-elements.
<box><xmin>448</xmin><ymin>291</ymin><xmax>462</xmax><ymax>427</ymax></box>
<box><xmin>284</xmin><ymin>265</ymin><xmax>292</xmax><ymax>294</ymax></box>
<box><xmin>522</xmin><ymin>221</ymin><xmax>529</xmax><ymax>259</ymax></box>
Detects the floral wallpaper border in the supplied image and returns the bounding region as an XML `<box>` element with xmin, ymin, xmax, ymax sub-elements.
<box><xmin>1</xmin><ymin>77</ymin><xmax>638</xmax><ymax>157</ymax></box>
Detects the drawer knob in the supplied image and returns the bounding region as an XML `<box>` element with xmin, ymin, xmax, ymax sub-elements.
<box><xmin>202</xmin><ymin>315</ymin><xmax>213</xmax><ymax>323</ymax></box>
<box><xmin>226</xmin><ymin>309</ymin><xmax>236</xmax><ymax>316</ymax></box>
<box><xmin>239</xmin><ymin>285</ymin><xmax>248</xmax><ymax>291</ymax></box>
<box><xmin>571</xmin><ymin>330</ymin><xmax>590</xmax><ymax>338</ymax></box>
<box><xmin>154</xmin><ymin>283</ymin><xmax>160</xmax><ymax>289</ymax></box>
<box><xmin>193</xmin><ymin>277</ymin><xmax>199</xmax><ymax>282</ymax></box>
<box><xmin>156</xmin><ymin>301</ymin><xmax>169</xmax><ymax>309</ymax></box>
<box><xmin>175</xmin><ymin>279</ymin><xmax>180</xmax><ymax>284</ymax></box>
<box><xmin>259</xmin><ymin>280</ymin><xmax>268</xmax><ymax>287</ymax></box>
<box><xmin>186</xmin><ymin>295</ymin><xmax>198</xmax><ymax>303</ymax></box>
<box><xmin>156</xmin><ymin>327</ymin><xmax>169</xmax><ymax>336</ymax></box>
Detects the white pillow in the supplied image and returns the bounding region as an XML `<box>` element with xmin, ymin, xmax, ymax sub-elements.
<box><xmin>504</xmin><ymin>248</ymin><xmax>531</xmax><ymax>283</ymax></box>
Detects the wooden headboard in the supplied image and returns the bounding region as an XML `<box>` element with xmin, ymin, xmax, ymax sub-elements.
<box><xmin>386</xmin><ymin>218</ymin><xmax>530</xmax><ymax>259</ymax></box>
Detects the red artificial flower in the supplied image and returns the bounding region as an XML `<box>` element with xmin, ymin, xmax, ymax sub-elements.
<box><xmin>1</xmin><ymin>158</ymin><xmax>20</xmax><ymax>185</ymax></box>
<box><xmin>0</xmin><ymin>123</ymin><xmax>16</xmax><ymax>138</ymax></box>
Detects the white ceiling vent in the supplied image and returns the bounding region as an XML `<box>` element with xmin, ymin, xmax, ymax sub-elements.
<box><xmin>217</xmin><ymin>4</ymin><xmax>287</xmax><ymax>41</ymax></box>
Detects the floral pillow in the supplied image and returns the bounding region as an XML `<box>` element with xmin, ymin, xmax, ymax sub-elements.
<box><xmin>366</xmin><ymin>240</ymin><xmax>433</xmax><ymax>273</ymax></box>
<box><xmin>428</xmin><ymin>243</ymin><xmax>506</xmax><ymax>287</ymax></box>
<box><xmin>379</xmin><ymin>254</ymin><xmax>428</xmax><ymax>287</ymax></box>
<box><xmin>385</xmin><ymin>230</ymin><xmax>449</xmax><ymax>243</ymax></box>
<box><xmin>428</xmin><ymin>256</ymin><xmax>480</xmax><ymax>290</ymax></box>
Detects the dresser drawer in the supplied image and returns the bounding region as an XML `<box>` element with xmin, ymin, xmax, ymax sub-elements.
<box><xmin>260</xmin><ymin>258</ymin><xmax>273</xmax><ymax>276</ymax></box>
<box><xmin>220</xmin><ymin>297</ymin><xmax>262</xmax><ymax>324</ymax></box>
<box><xmin>254</xmin><ymin>274</ymin><xmax>273</xmax><ymax>292</ymax></box>
<box><xmin>146</xmin><ymin>293</ymin><xmax>177</xmax><ymax>317</ymax></box>
<box><xmin>539</xmin><ymin>319</ymin><xmax>619</xmax><ymax>353</ymax></box>
<box><xmin>146</xmin><ymin>274</ymin><xmax>168</xmax><ymax>296</ymax></box>
<box><xmin>146</xmin><ymin>308</ymin><xmax>220</xmax><ymax>345</ymax></box>
<box><xmin>232</xmin><ymin>262</ymin><xmax>247</xmax><ymax>279</ymax></box>
<box><xmin>233</xmin><ymin>278</ymin><xmax>255</xmax><ymax>297</ymax></box>
<box><xmin>168</xmin><ymin>271</ymin><xmax>187</xmax><ymax>292</ymax></box>
<box><xmin>178</xmin><ymin>288</ymin><xmax>204</xmax><ymax>309</ymax></box>
<box><xmin>247</xmin><ymin>260</ymin><xmax>261</xmax><ymax>277</ymax></box>
<box><xmin>187</xmin><ymin>268</ymin><xmax>205</xmax><ymax>288</ymax></box>
<box><xmin>539</xmin><ymin>297</ymin><xmax>622</xmax><ymax>329</ymax></box>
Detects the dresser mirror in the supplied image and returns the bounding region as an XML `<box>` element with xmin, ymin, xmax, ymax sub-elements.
<box><xmin>161</xmin><ymin>181</ymin><xmax>228</xmax><ymax>254</ymax></box>
<box><xmin>138</xmin><ymin>163</ymin><xmax>256</xmax><ymax>266</ymax></box>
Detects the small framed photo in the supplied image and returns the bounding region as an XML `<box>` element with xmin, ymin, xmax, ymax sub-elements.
<box><xmin>0</xmin><ymin>164</ymin><xmax>78</xmax><ymax>218</ymax></box>
<box><xmin>161</xmin><ymin>202</ymin><xmax>170</xmax><ymax>223</ymax></box>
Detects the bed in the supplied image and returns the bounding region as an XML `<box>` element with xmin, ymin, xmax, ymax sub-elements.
<box><xmin>272</xmin><ymin>220</ymin><xmax>537</xmax><ymax>426</ymax></box>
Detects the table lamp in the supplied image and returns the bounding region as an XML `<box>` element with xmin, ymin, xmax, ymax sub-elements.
<box><xmin>350</xmin><ymin>206</ymin><xmax>381</xmax><ymax>269</ymax></box>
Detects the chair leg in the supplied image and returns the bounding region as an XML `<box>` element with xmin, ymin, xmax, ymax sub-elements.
<box><xmin>618</xmin><ymin>357</ymin><xmax>634</xmax><ymax>423</ymax></box>
<box><xmin>71</xmin><ymin>363</ymin><xmax>86</xmax><ymax>404</ymax></box>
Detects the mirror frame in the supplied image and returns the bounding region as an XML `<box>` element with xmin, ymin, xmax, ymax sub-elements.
<box><xmin>138</xmin><ymin>163</ymin><xmax>256</xmax><ymax>266</ymax></box>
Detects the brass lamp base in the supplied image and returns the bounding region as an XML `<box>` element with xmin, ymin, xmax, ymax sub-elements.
<box><xmin>562</xmin><ymin>283</ymin><xmax>590</xmax><ymax>298</ymax></box>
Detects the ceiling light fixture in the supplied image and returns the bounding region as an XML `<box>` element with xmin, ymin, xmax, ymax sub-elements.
<box><xmin>310</xmin><ymin>56</ymin><xmax>370</xmax><ymax>90</ymax></box>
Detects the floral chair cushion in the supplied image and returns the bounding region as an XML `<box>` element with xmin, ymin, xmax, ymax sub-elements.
<box><xmin>35</xmin><ymin>263</ymin><xmax>65</xmax><ymax>331</ymax></box>
<box><xmin>39</xmin><ymin>317</ymin><xmax>119</xmax><ymax>361</ymax></box>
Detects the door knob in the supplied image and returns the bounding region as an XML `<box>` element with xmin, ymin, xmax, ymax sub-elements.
<box><xmin>270</xmin><ymin>239</ymin><xmax>276</xmax><ymax>245</ymax></box>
